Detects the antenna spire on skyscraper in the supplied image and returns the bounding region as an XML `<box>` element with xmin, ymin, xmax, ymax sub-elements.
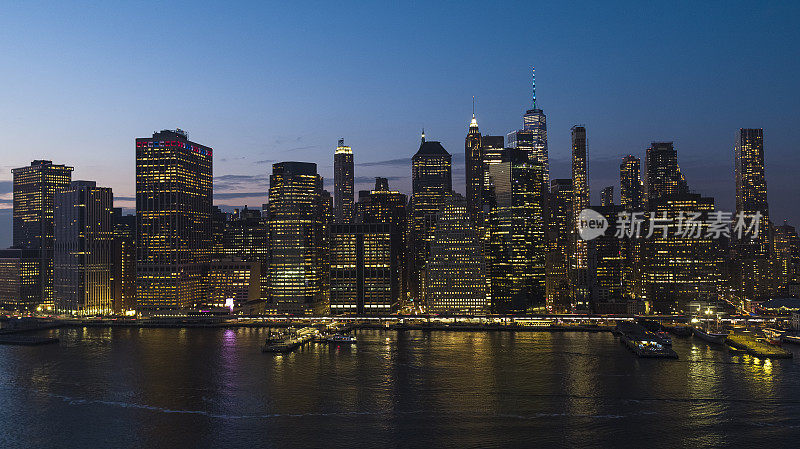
<box><xmin>531</xmin><ymin>66</ymin><xmax>536</xmax><ymax>109</ymax></box>
<box><xmin>469</xmin><ymin>96</ymin><xmax>478</xmax><ymax>129</ymax></box>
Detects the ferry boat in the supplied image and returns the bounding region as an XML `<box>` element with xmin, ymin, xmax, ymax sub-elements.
<box><xmin>325</xmin><ymin>334</ymin><xmax>356</xmax><ymax>344</ymax></box>
<box><xmin>692</xmin><ymin>327</ymin><xmax>729</xmax><ymax>345</ymax></box>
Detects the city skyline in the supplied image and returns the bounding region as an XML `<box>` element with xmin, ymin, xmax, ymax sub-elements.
<box><xmin>2</xmin><ymin>1</ymin><xmax>800</xmax><ymax>249</ymax></box>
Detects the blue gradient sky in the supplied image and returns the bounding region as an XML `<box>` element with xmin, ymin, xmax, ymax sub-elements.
<box><xmin>1</xmin><ymin>1</ymin><xmax>799</xmax><ymax>246</ymax></box>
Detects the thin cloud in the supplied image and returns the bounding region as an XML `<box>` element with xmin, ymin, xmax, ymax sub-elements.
<box><xmin>214</xmin><ymin>192</ymin><xmax>265</xmax><ymax>199</ymax></box>
<box><xmin>357</xmin><ymin>158</ymin><xmax>410</xmax><ymax>167</ymax></box>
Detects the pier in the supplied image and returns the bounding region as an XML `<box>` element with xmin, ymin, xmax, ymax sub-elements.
<box><xmin>615</xmin><ymin>322</ymin><xmax>678</xmax><ymax>359</ymax></box>
<box><xmin>726</xmin><ymin>334</ymin><xmax>793</xmax><ymax>359</ymax></box>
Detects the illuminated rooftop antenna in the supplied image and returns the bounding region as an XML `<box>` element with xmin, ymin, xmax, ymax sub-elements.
<box><xmin>469</xmin><ymin>96</ymin><xmax>478</xmax><ymax>128</ymax></box>
<box><xmin>421</xmin><ymin>128</ymin><xmax>426</xmax><ymax>143</ymax></box>
<box><xmin>531</xmin><ymin>66</ymin><xmax>536</xmax><ymax>109</ymax></box>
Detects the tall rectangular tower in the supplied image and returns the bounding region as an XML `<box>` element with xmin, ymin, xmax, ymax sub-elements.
<box><xmin>12</xmin><ymin>160</ymin><xmax>73</xmax><ymax>311</ymax></box>
<box><xmin>54</xmin><ymin>181</ymin><xmax>114</xmax><ymax>315</ymax></box>
<box><xmin>620</xmin><ymin>155</ymin><xmax>643</xmax><ymax>210</ymax></box>
<box><xmin>409</xmin><ymin>133</ymin><xmax>452</xmax><ymax>301</ymax></box>
<box><xmin>644</xmin><ymin>142</ymin><xmax>688</xmax><ymax>203</ymax></box>
<box><xmin>267</xmin><ymin>162</ymin><xmax>326</xmax><ymax>314</ymax></box>
<box><xmin>733</xmin><ymin>128</ymin><xmax>772</xmax><ymax>300</ymax></box>
<box><xmin>465</xmin><ymin>110</ymin><xmax>482</xmax><ymax>221</ymax></box>
<box><xmin>570</xmin><ymin>126</ymin><xmax>590</xmax><ymax>310</ymax></box>
<box><xmin>334</xmin><ymin>139</ymin><xmax>354</xmax><ymax>224</ymax></box>
<box><xmin>135</xmin><ymin>129</ymin><xmax>213</xmax><ymax>310</ymax></box>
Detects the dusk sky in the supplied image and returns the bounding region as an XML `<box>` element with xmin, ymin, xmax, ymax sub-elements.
<box><xmin>1</xmin><ymin>1</ymin><xmax>799</xmax><ymax>246</ymax></box>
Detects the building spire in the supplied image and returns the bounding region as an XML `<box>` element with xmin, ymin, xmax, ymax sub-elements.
<box><xmin>421</xmin><ymin>128</ymin><xmax>425</xmax><ymax>143</ymax></box>
<box><xmin>531</xmin><ymin>66</ymin><xmax>536</xmax><ymax>109</ymax></box>
<box><xmin>469</xmin><ymin>96</ymin><xmax>478</xmax><ymax>129</ymax></box>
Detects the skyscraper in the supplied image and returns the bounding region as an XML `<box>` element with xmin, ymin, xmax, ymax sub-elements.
<box><xmin>465</xmin><ymin>100</ymin><xmax>482</xmax><ymax>221</ymax></box>
<box><xmin>487</xmin><ymin>149</ymin><xmax>547</xmax><ymax>313</ymax></box>
<box><xmin>643</xmin><ymin>193</ymin><xmax>722</xmax><ymax>313</ymax></box>
<box><xmin>507</xmin><ymin>68</ymin><xmax>549</xmax><ymax>189</ymax></box>
<box><xmin>330</xmin><ymin>222</ymin><xmax>399</xmax><ymax>315</ymax></box>
<box><xmin>644</xmin><ymin>142</ymin><xmax>688</xmax><ymax>204</ymax></box>
<box><xmin>570</xmin><ymin>126</ymin><xmax>590</xmax><ymax>310</ymax></box>
<box><xmin>620</xmin><ymin>155</ymin><xmax>644</xmax><ymax>210</ymax></box>
<box><xmin>601</xmin><ymin>186</ymin><xmax>614</xmax><ymax>207</ymax></box>
<box><xmin>426</xmin><ymin>196</ymin><xmax>487</xmax><ymax>314</ymax></box>
<box><xmin>135</xmin><ymin>129</ymin><xmax>213</xmax><ymax>310</ymax></box>
<box><xmin>221</xmin><ymin>206</ymin><xmax>268</xmax><ymax>302</ymax></box>
<box><xmin>733</xmin><ymin>128</ymin><xmax>773</xmax><ymax>301</ymax></box>
<box><xmin>266</xmin><ymin>162</ymin><xmax>327</xmax><ymax>314</ymax></box>
<box><xmin>409</xmin><ymin>132</ymin><xmax>452</xmax><ymax>301</ymax></box>
<box><xmin>334</xmin><ymin>138</ymin><xmax>354</xmax><ymax>224</ymax></box>
<box><xmin>54</xmin><ymin>181</ymin><xmax>114</xmax><ymax>315</ymax></box>
<box><xmin>356</xmin><ymin>178</ymin><xmax>408</xmax><ymax>301</ymax></box>
<box><xmin>112</xmin><ymin>208</ymin><xmax>136</xmax><ymax>314</ymax></box>
<box><xmin>12</xmin><ymin>160</ymin><xmax>73</xmax><ymax>311</ymax></box>
<box><xmin>546</xmin><ymin>178</ymin><xmax>573</xmax><ymax>313</ymax></box>
<box><xmin>480</xmin><ymin>135</ymin><xmax>506</xmax><ymax>211</ymax></box>
<box><xmin>734</xmin><ymin>128</ymin><xmax>769</xmax><ymax>253</ymax></box>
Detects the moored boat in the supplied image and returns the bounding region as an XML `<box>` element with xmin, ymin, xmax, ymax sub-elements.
<box><xmin>692</xmin><ymin>327</ymin><xmax>728</xmax><ymax>344</ymax></box>
<box><xmin>326</xmin><ymin>334</ymin><xmax>356</xmax><ymax>344</ymax></box>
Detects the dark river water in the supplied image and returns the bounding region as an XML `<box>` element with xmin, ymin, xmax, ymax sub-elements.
<box><xmin>1</xmin><ymin>327</ymin><xmax>799</xmax><ymax>448</ymax></box>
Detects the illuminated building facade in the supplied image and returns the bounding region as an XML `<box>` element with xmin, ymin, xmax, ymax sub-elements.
<box><xmin>465</xmin><ymin>108</ymin><xmax>482</xmax><ymax>221</ymax></box>
<box><xmin>0</xmin><ymin>249</ymin><xmax>40</xmax><ymax>311</ymax></box>
<box><xmin>570</xmin><ymin>126</ymin><xmax>590</xmax><ymax>310</ymax></box>
<box><xmin>426</xmin><ymin>197</ymin><xmax>487</xmax><ymax>314</ymax></box>
<box><xmin>112</xmin><ymin>209</ymin><xmax>136</xmax><ymax>314</ymax></box>
<box><xmin>205</xmin><ymin>259</ymin><xmax>260</xmax><ymax>309</ymax></box>
<box><xmin>620</xmin><ymin>155</ymin><xmax>643</xmax><ymax>210</ymax></box>
<box><xmin>334</xmin><ymin>138</ymin><xmax>354</xmax><ymax>224</ymax></box>
<box><xmin>480</xmin><ymin>135</ymin><xmax>506</xmax><ymax>211</ymax></box>
<box><xmin>12</xmin><ymin>160</ymin><xmax>73</xmax><ymax>311</ymax></box>
<box><xmin>53</xmin><ymin>181</ymin><xmax>114</xmax><ymax>315</ymax></box>
<box><xmin>644</xmin><ymin>142</ymin><xmax>688</xmax><ymax>204</ymax></box>
<box><xmin>588</xmin><ymin>204</ymin><xmax>624</xmax><ymax>306</ymax></box>
<box><xmin>221</xmin><ymin>206</ymin><xmax>268</xmax><ymax>301</ymax></box>
<box><xmin>643</xmin><ymin>194</ymin><xmax>722</xmax><ymax>313</ymax></box>
<box><xmin>507</xmin><ymin>69</ymin><xmax>549</xmax><ymax>188</ymax></box>
<box><xmin>601</xmin><ymin>186</ymin><xmax>614</xmax><ymax>207</ymax></box>
<box><xmin>356</xmin><ymin>178</ymin><xmax>408</xmax><ymax>300</ymax></box>
<box><xmin>409</xmin><ymin>133</ymin><xmax>452</xmax><ymax>301</ymax></box>
<box><xmin>773</xmin><ymin>223</ymin><xmax>800</xmax><ymax>294</ymax></box>
<box><xmin>733</xmin><ymin>128</ymin><xmax>773</xmax><ymax>301</ymax></box>
<box><xmin>266</xmin><ymin>162</ymin><xmax>327</xmax><ymax>314</ymax></box>
<box><xmin>135</xmin><ymin>129</ymin><xmax>213</xmax><ymax>310</ymax></box>
<box><xmin>545</xmin><ymin>179</ymin><xmax>573</xmax><ymax>312</ymax></box>
<box><xmin>330</xmin><ymin>223</ymin><xmax>399</xmax><ymax>315</ymax></box>
<box><xmin>487</xmin><ymin>150</ymin><xmax>546</xmax><ymax>313</ymax></box>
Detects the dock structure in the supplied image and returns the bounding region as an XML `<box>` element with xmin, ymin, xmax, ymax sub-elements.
<box><xmin>727</xmin><ymin>334</ymin><xmax>793</xmax><ymax>359</ymax></box>
<box><xmin>262</xmin><ymin>327</ymin><xmax>319</xmax><ymax>353</ymax></box>
<box><xmin>615</xmin><ymin>322</ymin><xmax>678</xmax><ymax>359</ymax></box>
